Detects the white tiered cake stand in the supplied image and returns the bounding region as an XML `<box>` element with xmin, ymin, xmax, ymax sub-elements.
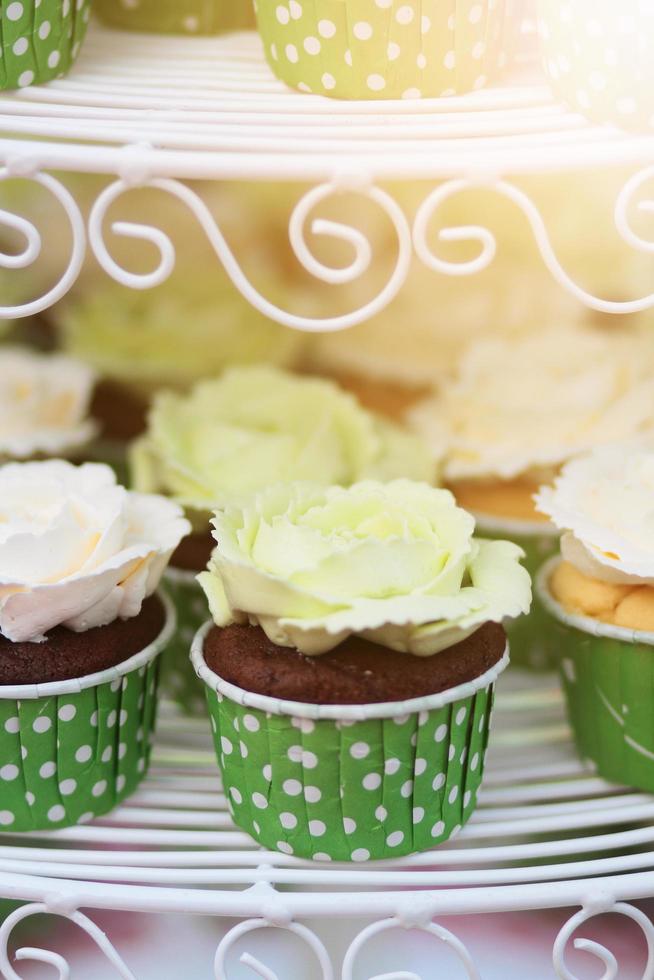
<box><xmin>1</xmin><ymin>21</ymin><xmax>654</xmax><ymax>979</ymax></box>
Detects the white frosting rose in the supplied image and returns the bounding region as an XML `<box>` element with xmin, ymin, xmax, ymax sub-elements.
<box><xmin>0</xmin><ymin>347</ymin><xmax>98</xmax><ymax>460</ymax></box>
<box><xmin>0</xmin><ymin>460</ymin><xmax>190</xmax><ymax>642</ymax></box>
<box><xmin>409</xmin><ymin>329</ymin><xmax>654</xmax><ymax>481</ymax></box>
<box><xmin>535</xmin><ymin>439</ymin><xmax>654</xmax><ymax>586</ymax></box>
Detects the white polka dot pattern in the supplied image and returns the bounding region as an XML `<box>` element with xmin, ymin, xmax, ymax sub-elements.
<box><xmin>539</xmin><ymin>0</ymin><xmax>654</xmax><ymax>131</ymax></box>
<box><xmin>0</xmin><ymin>652</ymin><xmax>160</xmax><ymax>831</ymax></box>
<box><xmin>0</xmin><ymin>0</ymin><xmax>92</xmax><ymax>91</ymax></box>
<box><xmin>256</xmin><ymin>0</ymin><xmax>510</xmax><ymax>100</ymax></box>
<box><xmin>206</xmin><ymin>674</ymin><xmax>496</xmax><ymax>861</ymax></box>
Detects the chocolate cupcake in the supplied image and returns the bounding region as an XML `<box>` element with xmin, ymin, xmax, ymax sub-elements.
<box><xmin>131</xmin><ymin>366</ymin><xmax>436</xmax><ymax>713</ymax></box>
<box><xmin>193</xmin><ymin>479</ymin><xmax>531</xmax><ymax>862</ymax></box>
<box><xmin>0</xmin><ymin>460</ymin><xmax>189</xmax><ymax>832</ymax></box>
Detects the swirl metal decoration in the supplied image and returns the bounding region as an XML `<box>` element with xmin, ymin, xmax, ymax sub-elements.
<box><xmin>413</xmin><ymin>167</ymin><xmax>654</xmax><ymax>315</ymax></box>
<box><xmin>0</xmin><ymin>170</ymin><xmax>86</xmax><ymax>319</ymax></box>
<box><xmin>88</xmin><ymin>177</ymin><xmax>413</xmax><ymax>334</ymax></box>
<box><xmin>0</xmin><ymin>901</ymin><xmax>136</xmax><ymax>980</ymax></box>
<box><xmin>214</xmin><ymin>918</ymin><xmax>334</xmax><ymax>979</ymax></box>
<box><xmin>342</xmin><ymin>916</ymin><xmax>481</xmax><ymax>980</ymax></box>
<box><xmin>553</xmin><ymin>900</ymin><xmax>654</xmax><ymax>980</ymax></box>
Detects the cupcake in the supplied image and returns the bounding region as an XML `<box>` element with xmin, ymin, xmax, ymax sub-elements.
<box><xmin>0</xmin><ymin>460</ymin><xmax>189</xmax><ymax>831</ymax></box>
<box><xmin>0</xmin><ymin>0</ymin><xmax>91</xmax><ymax>90</ymax></box>
<box><xmin>0</xmin><ymin>346</ymin><xmax>97</xmax><ymax>462</ymax></box>
<box><xmin>131</xmin><ymin>366</ymin><xmax>437</xmax><ymax>712</ymax></box>
<box><xmin>536</xmin><ymin>439</ymin><xmax>654</xmax><ymax>791</ymax></box>
<box><xmin>256</xmin><ymin>0</ymin><xmax>514</xmax><ymax>100</ymax></box>
<box><xmin>539</xmin><ymin>0</ymin><xmax>654</xmax><ymax>132</ymax></box>
<box><xmin>193</xmin><ymin>480</ymin><xmax>531</xmax><ymax>861</ymax></box>
<box><xmin>94</xmin><ymin>0</ymin><xmax>255</xmax><ymax>34</ymax></box>
<box><xmin>408</xmin><ymin>326</ymin><xmax>654</xmax><ymax>668</ymax></box>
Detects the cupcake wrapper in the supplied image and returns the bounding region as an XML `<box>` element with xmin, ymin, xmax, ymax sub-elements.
<box><xmin>538</xmin><ymin>0</ymin><xmax>654</xmax><ymax>131</ymax></box>
<box><xmin>160</xmin><ymin>568</ymin><xmax>209</xmax><ymax>715</ymax></box>
<box><xmin>538</xmin><ymin>557</ymin><xmax>654</xmax><ymax>793</ymax></box>
<box><xmin>0</xmin><ymin>591</ymin><xmax>174</xmax><ymax>832</ymax></box>
<box><xmin>475</xmin><ymin>513</ymin><xmax>559</xmax><ymax>671</ymax></box>
<box><xmin>256</xmin><ymin>0</ymin><xmax>510</xmax><ymax>100</ymax></box>
<box><xmin>193</xmin><ymin>622</ymin><xmax>507</xmax><ymax>861</ymax></box>
<box><xmin>94</xmin><ymin>0</ymin><xmax>255</xmax><ymax>35</ymax></box>
<box><xmin>0</xmin><ymin>0</ymin><xmax>91</xmax><ymax>91</ymax></box>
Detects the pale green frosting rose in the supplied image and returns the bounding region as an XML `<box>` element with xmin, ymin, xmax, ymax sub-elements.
<box><xmin>198</xmin><ymin>480</ymin><xmax>532</xmax><ymax>657</ymax></box>
<box><xmin>56</xmin><ymin>277</ymin><xmax>305</xmax><ymax>394</ymax></box>
<box><xmin>131</xmin><ymin>367</ymin><xmax>437</xmax><ymax>514</ymax></box>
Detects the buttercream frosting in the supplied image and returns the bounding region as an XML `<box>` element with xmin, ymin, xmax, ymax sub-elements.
<box><xmin>198</xmin><ymin>480</ymin><xmax>532</xmax><ymax>657</ymax></box>
<box><xmin>409</xmin><ymin>328</ymin><xmax>654</xmax><ymax>482</ymax></box>
<box><xmin>0</xmin><ymin>347</ymin><xmax>97</xmax><ymax>459</ymax></box>
<box><xmin>0</xmin><ymin>460</ymin><xmax>190</xmax><ymax>643</ymax></box>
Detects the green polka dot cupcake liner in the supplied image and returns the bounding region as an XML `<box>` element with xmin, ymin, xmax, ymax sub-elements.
<box><xmin>192</xmin><ymin>621</ymin><xmax>507</xmax><ymax>862</ymax></box>
<box><xmin>0</xmin><ymin>590</ymin><xmax>174</xmax><ymax>833</ymax></box>
<box><xmin>94</xmin><ymin>0</ymin><xmax>255</xmax><ymax>35</ymax></box>
<box><xmin>475</xmin><ymin>513</ymin><xmax>559</xmax><ymax>671</ymax></box>
<box><xmin>255</xmin><ymin>0</ymin><xmax>520</xmax><ymax>100</ymax></box>
<box><xmin>538</xmin><ymin>557</ymin><xmax>654</xmax><ymax>794</ymax></box>
<box><xmin>160</xmin><ymin>568</ymin><xmax>209</xmax><ymax>716</ymax></box>
<box><xmin>538</xmin><ymin>0</ymin><xmax>654</xmax><ymax>131</ymax></box>
<box><xmin>0</xmin><ymin>0</ymin><xmax>92</xmax><ymax>91</ymax></box>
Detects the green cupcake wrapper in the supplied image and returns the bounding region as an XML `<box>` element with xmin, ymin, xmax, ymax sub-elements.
<box><xmin>475</xmin><ymin>513</ymin><xmax>559</xmax><ymax>671</ymax></box>
<box><xmin>538</xmin><ymin>0</ymin><xmax>654</xmax><ymax>131</ymax></box>
<box><xmin>160</xmin><ymin>568</ymin><xmax>209</xmax><ymax>715</ymax></box>
<box><xmin>537</xmin><ymin>557</ymin><xmax>654</xmax><ymax>793</ymax></box>
<box><xmin>256</xmin><ymin>0</ymin><xmax>512</xmax><ymax>100</ymax></box>
<box><xmin>193</xmin><ymin>621</ymin><xmax>507</xmax><ymax>861</ymax></box>
<box><xmin>94</xmin><ymin>0</ymin><xmax>255</xmax><ymax>35</ymax></box>
<box><xmin>0</xmin><ymin>0</ymin><xmax>91</xmax><ymax>91</ymax></box>
<box><xmin>0</xmin><ymin>590</ymin><xmax>174</xmax><ymax>832</ymax></box>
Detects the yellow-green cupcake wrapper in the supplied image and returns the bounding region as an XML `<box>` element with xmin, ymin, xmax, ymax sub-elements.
<box><xmin>256</xmin><ymin>0</ymin><xmax>512</xmax><ymax>99</ymax></box>
<box><xmin>94</xmin><ymin>0</ymin><xmax>255</xmax><ymax>35</ymax></box>
<box><xmin>193</xmin><ymin>621</ymin><xmax>507</xmax><ymax>861</ymax></box>
<box><xmin>0</xmin><ymin>591</ymin><xmax>174</xmax><ymax>832</ymax></box>
<box><xmin>538</xmin><ymin>0</ymin><xmax>654</xmax><ymax>131</ymax></box>
<box><xmin>0</xmin><ymin>0</ymin><xmax>91</xmax><ymax>90</ymax></box>
<box><xmin>538</xmin><ymin>556</ymin><xmax>654</xmax><ymax>793</ymax></box>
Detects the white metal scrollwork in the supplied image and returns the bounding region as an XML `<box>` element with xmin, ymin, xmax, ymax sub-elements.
<box><xmin>413</xmin><ymin>167</ymin><xmax>654</xmax><ymax>316</ymax></box>
<box><xmin>342</xmin><ymin>917</ymin><xmax>481</xmax><ymax>980</ymax></box>
<box><xmin>0</xmin><ymin>170</ymin><xmax>86</xmax><ymax>319</ymax></box>
<box><xmin>0</xmin><ymin>902</ymin><xmax>136</xmax><ymax>980</ymax></box>
<box><xmin>553</xmin><ymin>900</ymin><xmax>654</xmax><ymax>980</ymax></box>
<box><xmin>214</xmin><ymin>918</ymin><xmax>334</xmax><ymax>980</ymax></box>
<box><xmin>88</xmin><ymin>177</ymin><xmax>413</xmax><ymax>334</ymax></box>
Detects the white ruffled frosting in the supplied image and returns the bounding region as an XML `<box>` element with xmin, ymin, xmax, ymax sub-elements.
<box><xmin>409</xmin><ymin>329</ymin><xmax>654</xmax><ymax>481</ymax></box>
<box><xmin>535</xmin><ymin>439</ymin><xmax>654</xmax><ymax>586</ymax></box>
<box><xmin>0</xmin><ymin>460</ymin><xmax>190</xmax><ymax>642</ymax></box>
<box><xmin>0</xmin><ymin>347</ymin><xmax>97</xmax><ymax>459</ymax></box>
